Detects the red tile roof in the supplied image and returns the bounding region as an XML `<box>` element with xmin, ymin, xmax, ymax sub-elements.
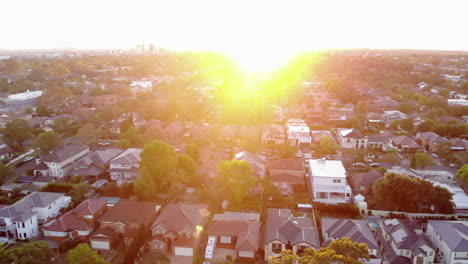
<box><xmin>73</xmin><ymin>199</ymin><xmax>107</xmax><ymax>217</ymax></box>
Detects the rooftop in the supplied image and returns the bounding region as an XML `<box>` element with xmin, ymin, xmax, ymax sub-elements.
<box><xmin>309</xmin><ymin>159</ymin><xmax>346</xmax><ymax>178</ymax></box>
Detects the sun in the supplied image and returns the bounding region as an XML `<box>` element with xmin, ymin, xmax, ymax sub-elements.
<box><xmin>226</xmin><ymin>48</ymin><xmax>299</xmax><ymax>74</ymax></box>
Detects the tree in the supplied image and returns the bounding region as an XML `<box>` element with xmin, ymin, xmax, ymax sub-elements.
<box><xmin>2</xmin><ymin>118</ymin><xmax>34</xmax><ymax>150</ymax></box>
<box><xmin>143</xmin><ymin>126</ymin><xmax>165</xmax><ymax>143</ymax></box>
<box><xmin>417</xmin><ymin>119</ymin><xmax>435</xmax><ymax>132</ymax></box>
<box><xmin>277</xmin><ymin>143</ymin><xmax>298</xmax><ymax>159</ymax></box>
<box><xmin>410</xmin><ymin>152</ymin><xmax>435</xmax><ymax>169</ymax></box>
<box><xmin>67</xmin><ymin>243</ymin><xmax>106</xmax><ymax>264</ymax></box>
<box><xmin>49</xmin><ymin>63</ymin><xmax>70</xmax><ymax>79</ymax></box>
<box><xmin>457</xmin><ymin>164</ymin><xmax>468</xmax><ymax>183</ymax></box>
<box><xmin>53</xmin><ymin>117</ymin><xmax>69</xmax><ymax>134</ymax></box>
<box><xmin>76</xmin><ymin>123</ymin><xmax>98</xmax><ymax>144</ymax></box>
<box><xmin>117</xmin><ymin>139</ymin><xmax>132</xmax><ymax>149</ymax></box>
<box><xmin>2</xmin><ymin>58</ymin><xmax>22</xmax><ymax>76</ymax></box>
<box><xmin>120</xmin><ymin>114</ymin><xmax>134</xmax><ymax>134</ymax></box>
<box><xmin>119</xmin><ymin>126</ymin><xmax>143</xmax><ymax>147</ymax></box>
<box><xmin>0</xmin><ymin>164</ymin><xmax>14</xmax><ymax>184</ymax></box>
<box><xmin>35</xmin><ymin>131</ymin><xmax>61</xmax><ymax>154</ymax></box>
<box><xmin>135</xmin><ymin>140</ymin><xmax>179</xmax><ymax>199</ymax></box>
<box><xmin>270</xmin><ymin>238</ymin><xmax>369</xmax><ymax>264</ymax></box>
<box><xmin>314</xmin><ymin>137</ymin><xmax>341</xmax><ymax>157</ymax></box>
<box><xmin>398</xmin><ymin>102</ymin><xmax>415</xmax><ymax>114</ymax></box>
<box><xmin>215</xmin><ymin>160</ymin><xmax>256</xmax><ymax>209</ymax></box>
<box><xmin>177</xmin><ymin>153</ymin><xmax>199</xmax><ymax>186</ymax></box>
<box><xmin>373</xmin><ymin>173</ymin><xmax>454</xmax><ymax>213</ymax></box>
<box><xmin>186</xmin><ymin>143</ymin><xmax>200</xmax><ymax>162</ymax></box>
<box><xmin>0</xmin><ymin>241</ymin><xmax>54</xmax><ymax>264</ymax></box>
<box><xmin>400</xmin><ymin>118</ymin><xmax>414</xmax><ymax>132</ymax></box>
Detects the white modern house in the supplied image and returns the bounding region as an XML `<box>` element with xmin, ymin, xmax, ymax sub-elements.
<box><xmin>0</xmin><ymin>192</ymin><xmax>71</xmax><ymax>241</ymax></box>
<box><xmin>426</xmin><ymin>221</ymin><xmax>468</xmax><ymax>264</ymax></box>
<box><xmin>308</xmin><ymin>159</ymin><xmax>351</xmax><ymax>204</ymax></box>
<box><xmin>286</xmin><ymin>119</ymin><xmax>311</xmax><ymax>148</ymax></box>
<box><xmin>108</xmin><ymin>148</ymin><xmax>143</xmax><ymax>186</ymax></box>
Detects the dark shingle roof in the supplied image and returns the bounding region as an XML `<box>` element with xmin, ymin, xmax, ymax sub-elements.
<box><xmin>264</xmin><ymin>208</ymin><xmax>320</xmax><ymax>248</ymax></box>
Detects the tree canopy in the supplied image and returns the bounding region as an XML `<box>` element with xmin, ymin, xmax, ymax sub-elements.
<box><xmin>135</xmin><ymin>140</ymin><xmax>180</xmax><ymax>199</ymax></box>
<box><xmin>35</xmin><ymin>131</ymin><xmax>61</xmax><ymax>154</ymax></box>
<box><xmin>2</xmin><ymin>118</ymin><xmax>34</xmax><ymax>150</ymax></box>
<box><xmin>314</xmin><ymin>136</ymin><xmax>341</xmax><ymax>157</ymax></box>
<box><xmin>67</xmin><ymin>243</ymin><xmax>106</xmax><ymax>264</ymax></box>
<box><xmin>270</xmin><ymin>238</ymin><xmax>369</xmax><ymax>264</ymax></box>
<box><xmin>410</xmin><ymin>152</ymin><xmax>435</xmax><ymax>169</ymax></box>
<box><xmin>0</xmin><ymin>241</ymin><xmax>54</xmax><ymax>264</ymax></box>
<box><xmin>215</xmin><ymin>160</ymin><xmax>256</xmax><ymax>209</ymax></box>
<box><xmin>457</xmin><ymin>164</ymin><xmax>468</xmax><ymax>183</ymax></box>
<box><xmin>373</xmin><ymin>172</ymin><xmax>454</xmax><ymax>213</ymax></box>
<box><xmin>0</xmin><ymin>164</ymin><xmax>15</xmax><ymax>185</ymax></box>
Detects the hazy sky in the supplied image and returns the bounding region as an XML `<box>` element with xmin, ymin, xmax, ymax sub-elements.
<box><xmin>2</xmin><ymin>0</ymin><xmax>467</xmax><ymax>51</ymax></box>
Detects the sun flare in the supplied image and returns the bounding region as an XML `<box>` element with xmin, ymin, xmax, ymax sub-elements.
<box><xmin>226</xmin><ymin>49</ymin><xmax>300</xmax><ymax>74</ymax></box>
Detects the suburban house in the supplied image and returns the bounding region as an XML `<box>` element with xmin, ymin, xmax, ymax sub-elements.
<box><xmin>206</xmin><ymin>212</ymin><xmax>261</xmax><ymax>261</ymax></box>
<box><xmin>390</xmin><ymin>135</ymin><xmax>421</xmax><ymax>152</ymax></box>
<box><xmin>377</xmin><ymin>218</ymin><xmax>435</xmax><ymax>264</ymax></box>
<box><xmin>264</xmin><ymin>208</ymin><xmax>320</xmax><ymax>261</ymax></box>
<box><xmin>90</xmin><ymin>199</ymin><xmax>159</xmax><ymax>251</ymax></box>
<box><xmin>336</xmin><ymin>128</ymin><xmax>368</xmax><ymax>149</ymax></box>
<box><xmin>349</xmin><ymin>170</ymin><xmax>383</xmax><ymax>195</ymax></box>
<box><xmin>414</xmin><ymin>165</ymin><xmax>457</xmax><ymax>179</ymax></box>
<box><xmin>416</xmin><ymin>132</ymin><xmax>448</xmax><ymax>152</ymax></box>
<box><xmin>286</xmin><ymin>119</ymin><xmax>311</xmax><ymax>149</ymax></box>
<box><xmin>42</xmin><ymin>199</ymin><xmax>107</xmax><ymax>241</ymax></box>
<box><xmin>34</xmin><ymin>140</ymin><xmax>90</xmax><ymax>178</ymax></box>
<box><xmin>367</xmin><ymin>133</ymin><xmax>391</xmax><ymax>150</ymax></box>
<box><xmin>426</xmin><ymin>221</ymin><xmax>468</xmax><ymax>264</ymax></box>
<box><xmin>308</xmin><ymin>159</ymin><xmax>351</xmax><ymax>204</ymax></box>
<box><xmin>262</xmin><ymin>124</ymin><xmax>286</xmax><ymax>145</ymax></box>
<box><xmin>73</xmin><ymin>148</ymin><xmax>124</xmax><ymax>182</ymax></box>
<box><xmin>267</xmin><ymin>158</ymin><xmax>305</xmax><ymax>195</ymax></box>
<box><xmin>148</xmin><ymin>203</ymin><xmax>209</xmax><ymax>257</ymax></box>
<box><xmin>233</xmin><ymin>151</ymin><xmax>266</xmax><ymax>179</ymax></box>
<box><xmin>381</xmin><ymin>110</ymin><xmax>408</xmax><ymax>124</ymax></box>
<box><xmin>0</xmin><ymin>192</ymin><xmax>71</xmax><ymax>241</ymax></box>
<box><xmin>0</xmin><ymin>138</ymin><xmax>13</xmax><ymax>160</ymax></box>
<box><xmin>311</xmin><ymin>130</ymin><xmax>336</xmax><ymax>144</ymax></box>
<box><xmin>321</xmin><ymin>218</ymin><xmax>381</xmax><ymax>264</ymax></box>
<box><xmin>108</xmin><ymin>148</ymin><xmax>143</xmax><ymax>186</ymax></box>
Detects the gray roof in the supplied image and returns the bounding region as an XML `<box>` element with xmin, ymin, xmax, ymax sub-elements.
<box><xmin>264</xmin><ymin>208</ymin><xmax>320</xmax><ymax>248</ymax></box>
<box><xmin>321</xmin><ymin>218</ymin><xmax>379</xmax><ymax>250</ymax></box>
<box><xmin>75</xmin><ymin>148</ymin><xmax>124</xmax><ymax>169</ymax></box>
<box><xmin>0</xmin><ymin>192</ymin><xmax>66</xmax><ymax>222</ymax></box>
<box><xmin>110</xmin><ymin>148</ymin><xmax>142</xmax><ymax>165</ymax></box>
<box><xmin>381</xmin><ymin>219</ymin><xmax>434</xmax><ymax>256</ymax></box>
<box><xmin>41</xmin><ymin>142</ymin><xmax>89</xmax><ymax>163</ymax></box>
<box><xmin>428</xmin><ymin>221</ymin><xmax>468</xmax><ymax>252</ymax></box>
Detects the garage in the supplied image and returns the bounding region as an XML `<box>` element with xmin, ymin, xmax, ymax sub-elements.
<box><xmin>91</xmin><ymin>240</ymin><xmax>110</xmax><ymax>250</ymax></box>
<box><xmin>174</xmin><ymin>247</ymin><xmax>193</xmax><ymax>256</ymax></box>
<box><xmin>239</xmin><ymin>251</ymin><xmax>254</xmax><ymax>258</ymax></box>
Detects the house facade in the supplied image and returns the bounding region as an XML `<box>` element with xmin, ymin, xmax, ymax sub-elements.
<box><xmin>262</xmin><ymin>124</ymin><xmax>286</xmax><ymax>145</ymax></box>
<box><xmin>42</xmin><ymin>199</ymin><xmax>107</xmax><ymax>241</ymax></box>
<box><xmin>35</xmin><ymin>141</ymin><xmax>90</xmax><ymax>178</ymax></box>
<box><xmin>426</xmin><ymin>221</ymin><xmax>468</xmax><ymax>264</ymax></box>
<box><xmin>206</xmin><ymin>212</ymin><xmax>261</xmax><ymax>261</ymax></box>
<box><xmin>264</xmin><ymin>208</ymin><xmax>320</xmax><ymax>262</ymax></box>
<box><xmin>309</xmin><ymin>159</ymin><xmax>351</xmax><ymax>204</ymax></box>
<box><xmin>108</xmin><ymin>148</ymin><xmax>142</xmax><ymax>186</ymax></box>
<box><xmin>336</xmin><ymin>128</ymin><xmax>368</xmax><ymax>149</ymax></box>
<box><xmin>0</xmin><ymin>192</ymin><xmax>71</xmax><ymax>241</ymax></box>
<box><xmin>268</xmin><ymin>158</ymin><xmax>305</xmax><ymax>195</ymax></box>
<box><xmin>286</xmin><ymin>119</ymin><xmax>311</xmax><ymax>148</ymax></box>
<box><xmin>149</xmin><ymin>203</ymin><xmax>209</xmax><ymax>257</ymax></box>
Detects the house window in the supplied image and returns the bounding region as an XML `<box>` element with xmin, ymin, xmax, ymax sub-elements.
<box><xmin>333</xmin><ymin>179</ymin><xmax>341</xmax><ymax>183</ymax></box>
<box><xmin>272</xmin><ymin>243</ymin><xmax>282</xmax><ymax>254</ymax></box>
<box><xmin>220</xmin><ymin>236</ymin><xmax>231</xmax><ymax>244</ymax></box>
<box><xmin>22</xmin><ymin>223</ymin><xmax>25</xmax><ymax>228</ymax></box>
<box><xmin>347</xmin><ymin>139</ymin><xmax>351</xmax><ymax>143</ymax></box>
<box><xmin>416</xmin><ymin>256</ymin><xmax>424</xmax><ymax>264</ymax></box>
<box><xmin>362</xmin><ymin>140</ymin><xmax>365</xmax><ymax>143</ymax></box>
<box><xmin>296</xmin><ymin>245</ymin><xmax>308</xmax><ymax>255</ymax></box>
<box><xmin>23</xmin><ymin>233</ymin><xmax>27</xmax><ymax>238</ymax></box>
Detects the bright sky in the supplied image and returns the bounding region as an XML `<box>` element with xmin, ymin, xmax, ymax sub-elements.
<box><xmin>1</xmin><ymin>0</ymin><xmax>467</xmax><ymax>52</ymax></box>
